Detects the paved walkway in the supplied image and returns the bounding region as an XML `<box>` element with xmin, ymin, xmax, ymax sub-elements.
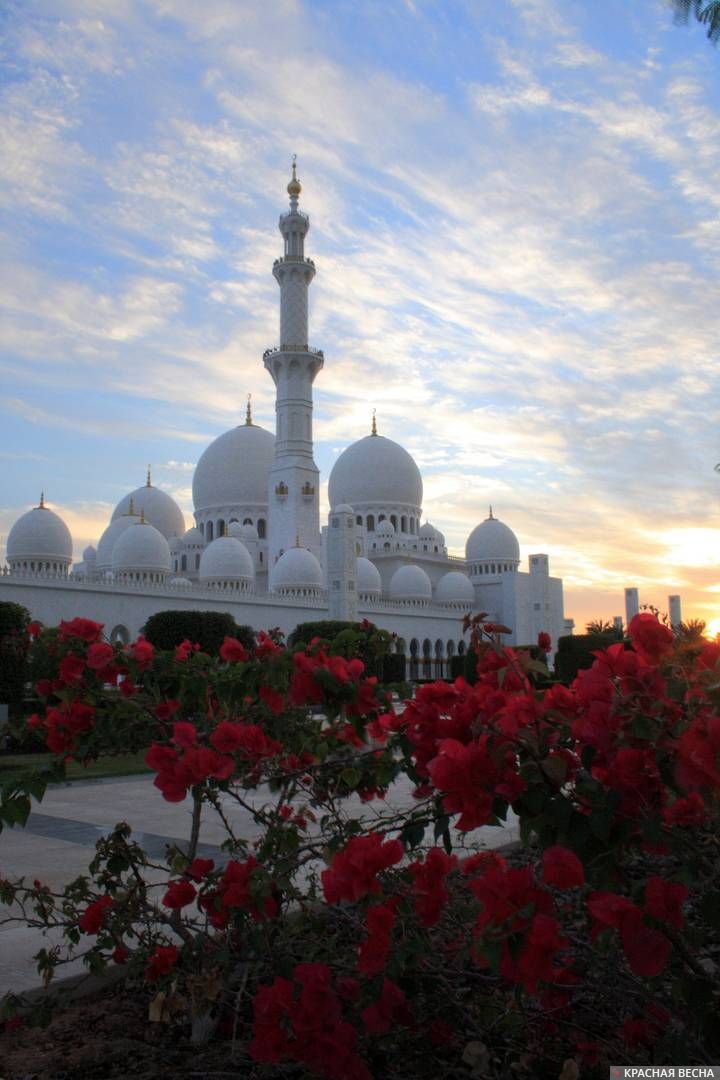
<box><xmin>0</xmin><ymin>774</ymin><xmax>519</xmax><ymax>996</ymax></box>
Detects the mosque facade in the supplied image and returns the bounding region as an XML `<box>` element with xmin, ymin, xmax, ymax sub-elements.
<box><xmin>0</xmin><ymin>165</ymin><xmax>569</xmax><ymax>675</ymax></box>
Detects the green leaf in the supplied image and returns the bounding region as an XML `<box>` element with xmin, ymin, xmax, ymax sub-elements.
<box><xmin>401</xmin><ymin>821</ymin><xmax>426</xmax><ymax>849</ymax></box>
<box><xmin>339</xmin><ymin>767</ymin><xmax>360</xmax><ymax>790</ymax></box>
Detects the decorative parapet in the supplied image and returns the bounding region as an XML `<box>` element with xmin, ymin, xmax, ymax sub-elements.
<box><xmin>263</xmin><ymin>345</ymin><xmax>324</xmax><ymax>361</ymax></box>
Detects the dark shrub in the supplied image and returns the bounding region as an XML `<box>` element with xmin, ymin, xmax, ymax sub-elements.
<box><xmin>554</xmin><ymin>632</ymin><xmax>621</xmax><ymax>684</ymax></box>
<box><xmin>142</xmin><ymin>611</ymin><xmax>255</xmax><ymax>656</ymax></box>
<box><xmin>0</xmin><ymin>602</ymin><xmax>30</xmax><ymax>719</ymax></box>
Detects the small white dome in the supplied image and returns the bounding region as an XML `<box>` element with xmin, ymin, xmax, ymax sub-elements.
<box><xmin>112</xmin><ymin>481</ymin><xmax>185</xmax><ymax>540</ymax></box>
<box><xmin>169</xmin><ymin>576</ymin><xmax>192</xmax><ymax>587</ymax></box>
<box><xmin>182</xmin><ymin>526</ymin><xmax>204</xmax><ymax>546</ymax></box>
<box><xmin>389</xmin><ymin>564</ymin><xmax>432</xmax><ymax>601</ymax></box>
<box><xmin>112</xmin><ymin>520</ymin><xmax>171</xmax><ymax>573</ymax></box>
<box><xmin>7</xmin><ymin>502</ymin><xmax>73</xmax><ymax>566</ymax></box>
<box><xmin>466</xmin><ymin>512</ymin><xmax>520</xmax><ymax>564</ymax></box>
<box><xmin>238</xmin><ymin>523</ymin><xmax>259</xmax><ymax>541</ymax></box>
<box><xmin>376</xmin><ymin>519</ymin><xmax>395</xmax><ymax>537</ymax></box>
<box><xmin>328</xmin><ymin>434</ymin><xmax>422</xmax><ymax>511</ymax></box>
<box><xmin>418</xmin><ymin>522</ymin><xmax>436</xmax><ymax>539</ymax></box>
<box><xmin>332</xmin><ymin>503</ymin><xmax>354</xmax><ymax>514</ymax></box>
<box><xmin>435</xmin><ymin>571</ymin><xmax>475</xmax><ymax>605</ymax></box>
<box><xmin>272</xmin><ymin>547</ymin><xmax>323</xmax><ymax>592</ymax></box>
<box><xmin>193</xmin><ymin>422</ymin><xmax>275</xmax><ymax>513</ymax></box>
<box><xmin>83</xmin><ymin>544</ymin><xmax>97</xmax><ymax>561</ymax></box>
<box><xmin>97</xmin><ymin>510</ymin><xmax>141</xmax><ymax>569</ymax></box>
<box><xmin>356</xmin><ymin>556</ymin><xmax>381</xmax><ymax>596</ymax></box>
<box><xmin>199</xmin><ymin>536</ymin><xmax>254</xmax><ymax>583</ymax></box>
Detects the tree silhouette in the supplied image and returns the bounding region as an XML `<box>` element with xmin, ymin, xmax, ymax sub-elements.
<box><xmin>671</xmin><ymin>1</ymin><xmax>720</xmax><ymax>44</ymax></box>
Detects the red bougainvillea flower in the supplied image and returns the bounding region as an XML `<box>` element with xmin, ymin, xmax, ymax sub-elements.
<box><xmin>254</xmin><ymin>630</ymin><xmax>281</xmax><ymax>659</ymax></box>
<box><xmin>628</xmin><ymin>612</ymin><xmax>674</xmax><ymax>664</ymax></box>
<box><xmin>662</xmin><ymin>792</ymin><xmax>706</xmax><ymax>826</ymax></box>
<box><xmin>174</xmin><ymin>638</ymin><xmax>197</xmax><ymax>661</ymax></box>
<box><xmin>162</xmin><ymin>878</ymin><xmax>197</xmax><ymax>909</ymax></box>
<box><xmin>59</xmin><ymin>618</ymin><xmax>104</xmax><ymax>643</ymax></box>
<box><xmin>58</xmin><ymin>653</ymin><xmax>86</xmax><ymax>685</ymax></box>
<box><xmin>210</xmin><ymin>721</ymin><xmax>281</xmax><ymax>760</ymax></box>
<box><xmin>427</xmin><ymin>737</ymin><xmax>524</xmax><ymax>832</ymax></box>
<box><xmin>537</xmin><ymin>631</ymin><xmax>552</xmax><ymax>653</ymax></box>
<box><xmin>542</xmin><ymin>846</ymin><xmax>585</xmax><ymax>889</ymax></box>
<box><xmin>587</xmin><ymin>892</ymin><xmax>672</xmax><ymax>977</ymax></box>
<box><xmin>644</xmin><ymin>877</ymin><xmax>688</xmax><ymax>930</ymax></box>
<box><xmin>145</xmin><ymin>944</ymin><xmax>179</xmax><ymax>982</ymax></box>
<box><xmin>409</xmin><ymin>847</ymin><xmax>457</xmax><ymax>927</ymax></box>
<box><xmin>676</xmin><ymin>713</ymin><xmax>720</xmax><ymax>791</ymax></box>
<box><xmin>112</xmin><ymin>945</ymin><xmax>129</xmax><ymax>965</ymax></box>
<box><xmin>27</xmin><ymin>621</ymin><xmax>43</xmax><ymax>638</ymax></box>
<box><xmin>219</xmin><ymin>636</ymin><xmax>248</xmax><ymax>662</ymax></box>
<box><xmin>470</xmin><ymin>865</ymin><xmax>553</xmax><ymax>936</ymax></box>
<box><xmin>155</xmin><ymin>700</ymin><xmax>180</xmax><ymax>722</ymax></box>
<box><xmin>357</xmin><ymin>900</ymin><xmax>398</xmax><ymax>975</ymax></box>
<box><xmin>172</xmin><ymin>721</ymin><xmax>198</xmax><ymax>749</ymax></box>
<box><xmin>322</xmin><ymin>833</ymin><xmax>404</xmax><ymax>904</ymax></box>
<box><xmin>188</xmin><ymin>857</ymin><xmax>215</xmax><ymax>881</ymax></box>
<box><xmin>129</xmin><ymin>635</ymin><xmax>154</xmax><ymax>668</ymax></box>
<box><xmin>199</xmin><ymin>856</ymin><xmax>277</xmax><ymax>928</ymax></box>
<box><xmin>85</xmin><ymin>642</ymin><xmax>114</xmax><ymax>671</ymax></box>
<box><xmin>510</xmin><ymin>912</ymin><xmax>569</xmax><ymax>993</ymax></box>
<box><xmin>78</xmin><ymin>895</ymin><xmax>113</xmax><ymax>934</ymax></box>
<box><xmin>361</xmin><ymin>977</ymin><xmax>413</xmax><ymax>1035</ymax></box>
<box><xmin>259</xmin><ymin>685</ymin><xmax>286</xmax><ymax>715</ymax></box>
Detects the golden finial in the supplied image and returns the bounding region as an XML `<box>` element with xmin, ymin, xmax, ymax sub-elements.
<box><xmin>128</xmin><ymin>496</ymin><xmax>135</xmax><ymax>516</ymax></box>
<box><xmin>146</xmin><ymin>465</ymin><xmax>152</xmax><ymax>487</ymax></box>
<box><xmin>488</xmin><ymin>505</ymin><xmax>494</xmax><ymax>520</ymax></box>
<box><xmin>246</xmin><ymin>393</ymin><xmax>252</xmax><ymax>425</ymax></box>
<box><xmin>371</xmin><ymin>409</ymin><xmax>377</xmax><ymax>436</ymax></box>
<box><xmin>287</xmin><ymin>154</ymin><xmax>301</xmax><ymax>198</ymax></box>
<box><xmin>295</xmin><ymin>532</ymin><xmax>301</xmax><ymax>547</ymax></box>
<box><xmin>39</xmin><ymin>491</ymin><xmax>45</xmax><ymax>509</ymax></box>
<box><xmin>140</xmin><ymin>508</ymin><xmax>146</xmax><ymax>524</ymax></box>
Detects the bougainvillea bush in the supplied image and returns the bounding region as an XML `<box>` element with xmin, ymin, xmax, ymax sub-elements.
<box><xmin>2</xmin><ymin>612</ymin><xmax>720</xmax><ymax>1077</ymax></box>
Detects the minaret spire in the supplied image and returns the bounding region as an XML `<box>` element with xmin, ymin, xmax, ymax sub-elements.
<box><xmin>39</xmin><ymin>491</ymin><xmax>45</xmax><ymax>509</ymax></box>
<box><xmin>371</xmin><ymin>409</ymin><xmax>377</xmax><ymax>436</ymax></box>
<box><xmin>146</xmin><ymin>465</ymin><xmax>152</xmax><ymax>487</ymax></box>
<box><xmin>246</xmin><ymin>394</ymin><xmax>253</xmax><ymax>425</ymax></box>
<box><xmin>265</xmin><ymin>163</ymin><xmax>323</xmax><ymax>574</ymax></box>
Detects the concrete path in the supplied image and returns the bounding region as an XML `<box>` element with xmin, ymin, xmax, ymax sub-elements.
<box><xmin>0</xmin><ymin>773</ymin><xmax>518</xmax><ymax>996</ymax></box>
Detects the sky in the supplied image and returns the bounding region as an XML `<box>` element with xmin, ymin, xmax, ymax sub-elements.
<box><xmin>1</xmin><ymin>0</ymin><xmax>719</xmax><ymax>633</ymax></box>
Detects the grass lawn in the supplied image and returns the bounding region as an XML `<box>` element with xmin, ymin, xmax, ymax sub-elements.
<box><xmin>0</xmin><ymin>749</ymin><xmax>152</xmax><ymax>785</ymax></box>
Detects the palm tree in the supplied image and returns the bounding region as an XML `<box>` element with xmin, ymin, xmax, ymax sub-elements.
<box><xmin>676</xmin><ymin>618</ymin><xmax>708</xmax><ymax>642</ymax></box>
<box><xmin>671</xmin><ymin>1</ymin><xmax>720</xmax><ymax>43</ymax></box>
<box><xmin>585</xmin><ymin>618</ymin><xmax>619</xmax><ymax>635</ymax></box>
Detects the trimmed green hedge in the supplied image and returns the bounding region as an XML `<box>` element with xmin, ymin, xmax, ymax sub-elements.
<box><xmin>554</xmin><ymin>632</ymin><xmax>623</xmax><ymax>684</ymax></box>
<box><xmin>0</xmin><ymin>602</ymin><xmax>30</xmax><ymax>718</ymax></box>
<box><xmin>142</xmin><ymin>611</ymin><xmax>255</xmax><ymax>656</ymax></box>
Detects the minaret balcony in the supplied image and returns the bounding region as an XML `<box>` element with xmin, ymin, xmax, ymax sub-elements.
<box><xmin>275</xmin><ymin>482</ymin><xmax>289</xmax><ymax>499</ymax></box>
<box><xmin>263</xmin><ymin>345</ymin><xmax>324</xmax><ymax>361</ymax></box>
<box><xmin>273</xmin><ymin>256</ymin><xmax>315</xmax><ymax>267</ymax></box>
<box><xmin>301</xmin><ymin>482</ymin><xmax>316</xmax><ymax>498</ymax></box>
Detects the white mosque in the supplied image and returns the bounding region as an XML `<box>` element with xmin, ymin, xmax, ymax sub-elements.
<box><xmin>0</xmin><ymin>165</ymin><xmax>569</xmax><ymax>675</ymax></box>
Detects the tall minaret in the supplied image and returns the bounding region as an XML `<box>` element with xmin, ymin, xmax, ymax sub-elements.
<box><xmin>265</xmin><ymin>158</ymin><xmax>324</xmax><ymax>574</ymax></box>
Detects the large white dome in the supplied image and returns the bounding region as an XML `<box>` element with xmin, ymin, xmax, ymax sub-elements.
<box><xmin>272</xmin><ymin>547</ymin><xmax>323</xmax><ymax>592</ymax></box>
<box><xmin>199</xmin><ymin>536</ymin><xmax>254</xmax><ymax>583</ymax></box>
<box><xmin>112</xmin><ymin>520</ymin><xmax>171</xmax><ymax>573</ymax></box>
<box><xmin>328</xmin><ymin>434</ymin><xmax>422</xmax><ymax>511</ymax></box>
<box><xmin>466</xmin><ymin>512</ymin><xmax>520</xmax><ymax>564</ymax></box>
<box><xmin>193</xmin><ymin>422</ymin><xmax>275</xmax><ymax>513</ymax></box>
<box><xmin>356</xmin><ymin>557</ymin><xmax>381</xmax><ymax>596</ymax></box>
<box><xmin>7</xmin><ymin>502</ymin><xmax>73</xmax><ymax>566</ymax></box>
<box><xmin>96</xmin><ymin>510</ymin><xmax>141</xmax><ymax>570</ymax></box>
<box><xmin>435</xmin><ymin>571</ymin><xmax>475</xmax><ymax>605</ymax></box>
<box><xmin>112</xmin><ymin>480</ymin><xmax>185</xmax><ymax>540</ymax></box>
<box><xmin>389</xmin><ymin>564</ymin><xmax>432</xmax><ymax>602</ymax></box>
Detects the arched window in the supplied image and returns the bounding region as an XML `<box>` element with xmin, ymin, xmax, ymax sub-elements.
<box><xmin>257</xmin><ymin>518</ymin><xmax>266</xmax><ymax>539</ymax></box>
<box><xmin>181</xmin><ymin>555</ymin><xmax>187</xmax><ymax>571</ymax></box>
<box><xmin>110</xmin><ymin>625</ymin><xmax>130</xmax><ymax>645</ymax></box>
<box><xmin>243</xmin><ymin>517</ymin><xmax>252</xmax><ymax>525</ymax></box>
<box><xmin>390</xmin><ymin>514</ymin><xmax>398</xmax><ymax>531</ymax></box>
<box><xmin>217</xmin><ymin>519</ymin><xmax>225</xmax><ymax>537</ymax></box>
<box><xmin>259</xmin><ymin>551</ymin><xmax>263</xmax><ymax>563</ymax></box>
<box><xmin>356</xmin><ymin>515</ymin><xmax>362</xmax><ymax>525</ymax></box>
<box><xmin>199</xmin><ymin>522</ymin><xmax>204</xmax><ymax>536</ymax></box>
<box><xmin>207</xmin><ymin>521</ymin><xmax>214</xmax><ymax>542</ymax></box>
<box><xmin>383</xmin><ymin>542</ymin><xmax>391</xmax><ymax>551</ymax></box>
<box><xmin>401</xmin><ymin>515</ymin><xmax>407</xmax><ymax>533</ymax></box>
<box><xmin>195</xmin><ymin>554</ymin><xmax>200</xmax><ymax>570</ymax></box>
<box><xmin>366</xmin><ymin>515</ymin><xmax>375</xmax><ymax>532</ymax></box>
<box><xmin>458</xmin><ymin>641</ymin><xmax>466</xmax><ymax>656</ymax></box>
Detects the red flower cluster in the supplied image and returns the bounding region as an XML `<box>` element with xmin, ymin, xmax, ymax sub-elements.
<box><xmin>586</xmin><ymin>877</ymin><xmax>687</xmax><ymax>977</ymax></box>
<box><xmin>542</xmin><ymin>846</ymin><xmax>585</xmax><ymax>889</ymax></box>
<box><xmin>37</xmin><ymin>700</ymin><xmax>97</xmax><ymax>754</ymax></box>
<box><xmin>58</xmin><ymin>618</ymin><xmax>104</xmax><ymax>643</ymax></box>
<box><xmin>219</xmin><ymin>636</ymin><xmax>248</xmax><ymax>662</ymax></box>
<box><xmin>145</xmin><ymin>742</ymin><xmax>234</xmax><ymax>802</ymax></box>
<box><xmin>145</xmin><ymin>944</ymin><xmax>178</xmax><ymax>983</ymax></box>
<box><xmin>628</xmin><ymin>612</ymin><xmax>674</xmax><ymax>664</ymax></box>
<box><xmin>409</xmin><ymin>847</ymin><xmax>457</xmax><ymax>927</ymax></box>
<box><xmin>162</xmin><ymin>878</ymin><xmax>197</xmax><ymax>909</ymax></box>
<box><xmin>427</xmin><ymin>736</ymin><xmax>525</xmax><ymax>831</ymax></box>
<box><xmin>78</xmin><ymin>894</ymin><xmax>113</xmax><ymax>934</ymax></box>
<box><xmin>209</xmin><ymin>720</ymin><xmax>281</xmax><ymax>761</ymax></box>
<box><xmin>361</xmin><ymin>976</ymin><xmax>413</xmax><ymax>1035</ymax></box>
<box><xmin>250</xmin><ymin>963</ymin><xmax>371</xmax><ymax>1080</ymax></box>
<box><xmin>357</xmin><ymin>900</ymin><xmax>398</xmax><ymax>975</ymax></box>
<box><xmin>199</xmin><ymin>856</ymin><xmax>277</xmax><ymax>928</ymax></box>
<box><xmin>322</xmin><ymin>833</ymin><xmax>404</xmax><ymax>904</ymax></box>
